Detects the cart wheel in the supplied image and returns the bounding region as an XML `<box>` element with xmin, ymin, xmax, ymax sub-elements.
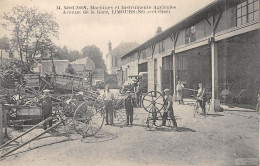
<box><xmin>73</xmin><ymin>101</ymin><xmax>104</xmax><ymax>137</ymax></box>
<box><xmin>142</xmin><ymin>91</ymin><xmax>164</xmax><ymax>113</ymax></box>
<box><xmin>142</xmin><ymin>118</ymin><xmax>154</xmax><ymax>131</ymax></box>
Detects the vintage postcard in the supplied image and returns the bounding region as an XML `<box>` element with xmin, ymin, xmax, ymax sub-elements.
<box><xmin>0</xmin><ymin>0</ymin><xmax>259</xmax><ymax>165</ymax></box>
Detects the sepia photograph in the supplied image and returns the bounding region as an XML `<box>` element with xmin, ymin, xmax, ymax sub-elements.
<box><xmin>0</xmin><ymin>0</ymin><xmax>259</xmax><ymax>165</ymax></box>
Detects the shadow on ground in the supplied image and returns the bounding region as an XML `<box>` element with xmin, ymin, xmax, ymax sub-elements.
<box><xmin>176</xmin><ymin>127</ymin><xmax>196</xmax><ymax>132</ymax></box>
<box><xmin>1</xmin><ymin>137</ymin><xmax>74</xmax><ymax>159</ymax></box>
<box><xmin>224</xmin><ymin>109</ymin><xmax>257</xmax><ymax>113</ymax></box>
<box><xmin>81</xmin><ymin>129</ymin><xmax>118</xmax><ymax>143</ymax></box>
<box><xmin>206</xmin><ymin>113</ymin><xmax>224</xmax><ymax>117</ymax></box>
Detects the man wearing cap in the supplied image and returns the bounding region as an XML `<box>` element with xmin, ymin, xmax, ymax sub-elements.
<box><xmin>124</xmin><ymin>91</ymin><xmax>134</xmax><ymax>125</ymax></box>
<box><xmin>197</xmin><ymin>83</ymin><xmax>207</xmax><ymax>116</ymax></box>
<box><xmin>162</xmin><ymin>89</ymin><xmax>177</xmax><ymax>129</ymax></box>
<box><xmin>103</xmin><ymin>85</ymin><xmax>115</xmax><ymax>125</ymax></box>
<box><xmin>39</xmin><ymin>89</ymin><xmax>59</xmax><ymax>130</ymax></box>
<box><xmin>136</xmin><ymin>82</ymin><xmax>143</xmax><ymax>107</ymax></box>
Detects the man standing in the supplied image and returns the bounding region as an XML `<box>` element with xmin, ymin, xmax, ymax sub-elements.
<box><xmin>39</xmin><ymin>89</ymin><xmax>59</xmax><ymax>130</ymax></box>
<box><xmin>124</xmin><ymin>91</ymin><xmax>134</xmax><ymax>125</ymax></box>
<box><xmin>136</xmin><ymin>82</ymin><xmax>143</xmax><ymax>107</ymax></box>
<box><xmin>103</xmin><ymin>85</ymin><xmax>115</xmax><ymax>125</ymax></box>
<box><xmin>197</xmin><ymin>83</ymin><xmax>207</xmax><ymax>116</ymax></box>
<box><xmin>176</xmin><ymin>80</ymin><xmax>185</xmax><ymax>104</ymax></box>
<box><xmin>162</xmin><ymin>89</ymin><xmax>177</xmax><ymax>130</ymax></box>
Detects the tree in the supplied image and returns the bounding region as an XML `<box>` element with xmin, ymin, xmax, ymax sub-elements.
<box><xmin>0</xmin><ymin>36</ymin><xmax>10</xmax><ymax>51</ymax></box>
<box><xmin>81</xmin><ymin>45</ymin><xmax>106</xmax><ymax>69</ymax></box>
<box><xmin>1</xmin><ymin>6</ymin><xmax>59</xmax><ymax>64</ymax></box>
<box><xmin>69</xmin><ymin>50</ymin><xmax>81</xmax><ymax>61</ymax></box>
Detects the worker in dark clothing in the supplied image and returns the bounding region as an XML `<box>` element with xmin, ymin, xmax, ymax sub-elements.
<box><xmin>136</xmin><ymin>82</ymin><xmax>143</xmax><ymax>107</ymax></box>
<box><xmin>162</xmin><ymin>89</ymin><xmax>177</xmax><ymax>130</ymax></box>
<box><xmin>39</xmin><ymin>89</ymin><xmax>59</xmax><ymax>130</ymax></box>
<box><xmin>124</xmin><ymin>91</ymin><xmax>134</xmax><ymax>125</ymax></box>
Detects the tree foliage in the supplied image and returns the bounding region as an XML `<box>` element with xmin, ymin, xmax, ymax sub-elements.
<box><xmin>2</xmin><ymin>6</ymin><xmax>59</xmax><ymax>64</ymax></box>
<box><xmin>0</xmin><ymin>60</ymin><xmax>32</xmax><ymax>88</ymax></box>
<box><xmin>0</xmin><ymin>36</ymin><xmax>10</xmax><ymax>51</ymax></box>
<box><xmin>81</xmin><ymin>45</ymin><xmax>105</xmax><ymax>69</ymax></box>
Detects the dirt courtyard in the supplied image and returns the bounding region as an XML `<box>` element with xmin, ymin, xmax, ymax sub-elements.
<box><xmin>1</xmin><ymin>97</ymin><xmax>259</xmax><ymax>166</ymax></box>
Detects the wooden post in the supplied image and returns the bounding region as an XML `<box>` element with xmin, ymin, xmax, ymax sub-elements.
<box><xmin>211</xmin><ymin>41</ymin><xmax>220</xmax><ymax>111</ymax></box>
<box><xmin>173</xmin><ymin>52</ymin><xmax>177</xmax><ymax>95</ymax></box>
<box><xmin>0</xmin><ymin>104</ymin><xmax>3</xmax><ymax>145</ymax></box>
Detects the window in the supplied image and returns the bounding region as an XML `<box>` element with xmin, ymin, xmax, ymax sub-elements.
<box><xmin>159</xmin><ymin>40</ymin><xmax>165</xmax><ymax>54</ymax></box>
<box><xmin>162</xmin><ymin>55</ymin><xmax>173</xmax><ymax>70</ymax></box>
<box><xmin>185</xmin><ymin>26</ymin><xmax>196</xmax><ymax>44</ymax></box>
<box><xmin>177</xmin><ymin>56</ymin><xmax>188</xmax><ymax>70</ymax></box>
<box><xmin>237</xmin><ymin>0</ymin><xmax>260</xmax><ymax>26</ymax></box>
<box><xmin>114</xmin><ymin>57</ymin><xmax>118</xmax><ymax>67</ymax></box>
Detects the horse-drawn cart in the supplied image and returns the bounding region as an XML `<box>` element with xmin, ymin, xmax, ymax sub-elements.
<box><xmin>0</xmin><ymin>72</ymin><xmax>104</xmax><ymax>158</ymax></box>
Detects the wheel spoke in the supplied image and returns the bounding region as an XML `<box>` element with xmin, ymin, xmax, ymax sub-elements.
<box><xmin>155</xmin><ymin>102</ymin><xmax>164</xmax><ymax>106</ymax></box>
<box><xmin>154</xmin><ymin>95</ymin><xmax>161</xmax><ymax>102</ymax></box>
<box><xmin>143</xmin><ymin>98</ymin><xmax>153</xmax><ymax>102</ymax></box>
<box><xmin>144</xmin><ymin>103</ymin><xmax>153</xmax><ymax>110</ymax></box>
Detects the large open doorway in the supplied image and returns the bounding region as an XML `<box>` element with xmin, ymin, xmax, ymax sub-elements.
<box><xmin>161</xmin><ymin>55</ymin><xmax>173</xmax><ymax>94</ymax></box>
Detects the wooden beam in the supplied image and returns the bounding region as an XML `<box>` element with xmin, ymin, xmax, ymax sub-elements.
<box><xmin>151</xmin><ymin>44</ymin><xmax>156</xmax><ymax>58</ymax></box>
<box><xmin>213</xmin><ymin>11</ymin><xmax>223</xmax><ymax>33</ymax></box>
<box><xmin>215</xmin><ymin>22</ymin><xmax>260</xmax><ymax>41</ymax></box>
<box><xmin>205</xmin><ymin>17</ymin><xmax>212</xmax><ymax>27</ymax></box>
<box><xmin>173</xmin><ymin>32</ymin><xmax>179</xmax><ymax>49</ymax></box>
<box><xmin>169</xmin><ymin>34</ymin><xmax>174</xmax><ymax>42</ymax></box>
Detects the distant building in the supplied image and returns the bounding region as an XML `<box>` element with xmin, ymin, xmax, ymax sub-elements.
<box><xmin>105</xmin><ymin>41</ymin><xmax>138</xmax><ymax>74</ymax></box>
<box><xmin>41</xmin><ymin>60</ymin><xmax>69</xmax><ymax>75</ymax></box>
<box><xmin>70</xmin><ymin>57</ymin><xmax>95</xmax><ymax>74</ymax></box>
<box><xmin>0</xmin><ymin>49</ymin><xmax>19</xmax><ymax>63</ymax></box>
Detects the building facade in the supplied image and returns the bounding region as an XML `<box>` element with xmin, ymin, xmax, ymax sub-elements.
<box><xmin>105</xmin><ymin>41</ymin><xmax>138</xmax><ymax>74</ymax></box>
<box><xmin>70</xmin><ymin>57</ymin><xmax>95</xmax><ymax>74</ymax></box>
<box><xmin>121</xmin><ymin>0</ymin><xmax>260</xmax><ymax>110</ymax></box>
<box><xmin>41</xmin><ymin>60</ymin><xmax>70</xmax><ymax>75</ymax></box>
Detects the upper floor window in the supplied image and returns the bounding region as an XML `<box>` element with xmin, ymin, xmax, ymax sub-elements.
<box><xmin>114</xmin><ymin>57</ymin><xmax>118</xmax><ymax>67</ymax></box>
<box><xmin>185</xmin><ymin>25</ymin><xmax>196</xmax><ymax>44</ymax></box>
<box><xmin>237</xmin><ymin>0</ymin><xmax>260</xmax><ymax>26</ymax></box>
<box><xmin>159</xmin><ymin>40</ymin><xmax>165</xmax><ymax>54</ymax></box>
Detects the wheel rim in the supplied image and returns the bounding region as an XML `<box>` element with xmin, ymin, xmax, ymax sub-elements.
<box><xmin>142</xmin><ymin>91</ymin><xmax>164</xmax><ymax>113</ymax></box>
<box><xmin>73</xmin><ymin>102</ymin><xmax>104</xmax><ymax>137</ymax></box>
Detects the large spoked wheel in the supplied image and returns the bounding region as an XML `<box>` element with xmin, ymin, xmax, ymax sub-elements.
<box><xmin>73</xmin><ymin>101</ymin><xmax>104</xmax><ymax>137</ymax></box>
<box><xmin>142</xmin><ymin>91</ymin><xmax>164</xmax><ymax>113</ymax></box>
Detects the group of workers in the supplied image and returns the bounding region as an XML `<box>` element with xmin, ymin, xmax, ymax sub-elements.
<box><xmin>103</xmin><ymin>85</ymin><xmax>136</xmax><ymax>126</ymax></box>
<box><xmin>40</xmin><ymin>80</ymin><xmax>207</xmax><ymax>130</ymax></box>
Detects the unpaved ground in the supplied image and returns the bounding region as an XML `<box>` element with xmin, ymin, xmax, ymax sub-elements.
<box><xmin>1</xmin><ymin>96</ymin><xmax>259</xmax><ymax>166</ymax></box>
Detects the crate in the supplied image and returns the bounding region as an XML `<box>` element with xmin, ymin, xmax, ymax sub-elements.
<box><xmin>16</xmin><ymin>106</ymin><xmax>42</xmax><ymax>120</ymax></box>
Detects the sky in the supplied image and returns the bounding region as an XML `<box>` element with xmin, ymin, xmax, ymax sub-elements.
<box><xmin>0</xmin><ymin>0</ymin><xmax>215</xmax><ymax>58</ymax></box>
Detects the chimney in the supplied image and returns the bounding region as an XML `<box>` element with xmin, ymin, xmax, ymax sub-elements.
<box><xmin>108</xmin><ymin>40</ymin><xmax>112</xmax><ymax>52</ymax></box>
<box><xmin>156</xmin><ymin>26</ymin><xmax>162</xmax><ymax>35</ymax></box>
